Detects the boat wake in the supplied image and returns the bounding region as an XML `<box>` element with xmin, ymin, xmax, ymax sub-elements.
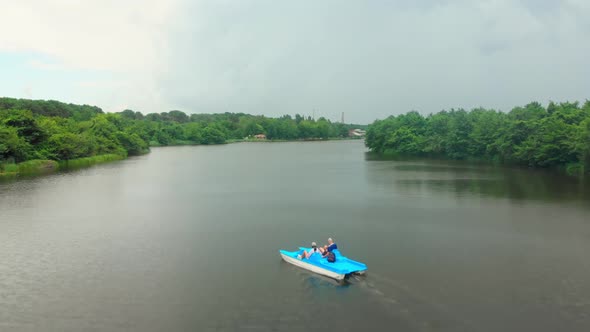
<box><xmin>280</xmin><ymin>259</ymin><xmax>478</xmax><ymax>331</ymax></box>
<box><xmin>348</xmin><ymin>272</ymin><xmax>479</xmax><ymax>332</ymax></box>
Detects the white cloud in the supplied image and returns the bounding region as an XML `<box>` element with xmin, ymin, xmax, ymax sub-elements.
<box><xmin>159</xmin><ymin>0</ymin><xmax>590</xmax><ymax>123</ymax></box>
<box><xmin>27</xmin><ymin>59</ymin><xmax>64</xmax><ymax>71</ymax></box>
<box><xmin>1</xmin><ymin>0</ymin><xmax>589</xmax><ymax>122</ymax></box>
<box><xmin>0</xmin><ymin>0</ymin><xmax>179</xmax><ymax>71</ymax></box>
<box><xmin>0</xmin><ymin>0</ymin><xmax>181</xmax><ymax>113</ymax></box>
<box><xmin>23</xmin><ymin>85</ymin><xmax>33</xmax><ymax>98</ymax></box>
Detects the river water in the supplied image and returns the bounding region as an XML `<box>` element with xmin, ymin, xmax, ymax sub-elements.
<box><xmin>1</xmin><ymin>140</ymin><xmax>589</xmax><ymax>331</ymax></box>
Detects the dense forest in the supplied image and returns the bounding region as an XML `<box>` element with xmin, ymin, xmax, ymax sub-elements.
<box><xmin>0</xmin><ymin>97</ymin><xmax>361</xmax><ymax>170</ymax></box>
<box><xmin>366</xmin><ymin>101</ymin><xmax>590</xmax><ymax>175</ymax></box>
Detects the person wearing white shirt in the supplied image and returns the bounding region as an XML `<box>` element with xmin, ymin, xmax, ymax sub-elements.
<box><xmin>298</xmin><ymin>242</ymin><xmax>321</xmax><ymax>259</ymax></box>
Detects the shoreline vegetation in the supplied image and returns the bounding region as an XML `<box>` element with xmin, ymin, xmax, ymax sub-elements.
<box><xmin>0</xmin><ymin>154</ymin><xmax>125</xmax><ymax>178</ymax></box>
<box><xmin>366</xmin><ymin>101</ymin><xmax>590</xmax><ymax>177</ymax></box>
<box><xmin>0</xmin><ymin>97</ymin><xmax>364</xmax><ymax>177</ymax></box>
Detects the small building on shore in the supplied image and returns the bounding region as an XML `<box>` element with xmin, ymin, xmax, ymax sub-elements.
<box><xmin>348</xmin><ymin>129</ymin><xmax>366</xmax><ymax>138</ymax></box>
<box><xmin>254</xmin><ymin>134</ymin><xmax>267</xmax><ymax>139</ymax></box>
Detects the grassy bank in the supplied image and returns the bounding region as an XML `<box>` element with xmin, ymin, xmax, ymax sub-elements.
<box><xmin>1</xmin><ymin>138</ymin><xmax>362</xmax><ymax>179</ymax></box>
<box><xmin>58</xmin><ymin>154</ymin><xmax>125</xmax><ymax>170</ymax></box>
<box><xmin>0</xmin><ymin>160</ymin><xmax>59</xmax><ymax>177</ymax></box>
<box><xmin>149</xmin><ymin>140</ymin><xmax>207</xmax><ymax>147</ymax></box>
<box><xmin>0</xmin><ymin>154</ymin><xmax>125</xmax><ymax>178</ymax></box>
<box><xmin>231</xmin><ymin>137</ymin><xmax>362</xmax><ymax>143</ymax></box>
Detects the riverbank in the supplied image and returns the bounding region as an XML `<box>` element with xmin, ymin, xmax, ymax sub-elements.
<box><xmin>0</xmin><ymin>154</ymin><xmax>125</xmax><ymax>178</ymax></box>
<box><xmin>57</xmin><ymin>154</ymin><xmax>126</xmax><ymax>170</ymax></box>
<box><xmin>1</xmin><ymin>138</ymin><xmax>363</xmax><ymax>179</ymax></box>
<box><xmin>366</xmin><ymin>150</ymin><xmax>587</xmax><ymax>178</ymax></box>
<box><xmin>228</xmin><ymin>137</ymin><xmax>362</xmax><ymax>143</ymax></box>
<box><xmin>149</xmin><ymin>137</ymin><xmax>362</xmax><ymax>145</ymax></box>
<box><xmin>365</xmin><ymin>102</ymin><xmax>590</xmax><ymax>178</ymax></box>
<box><xmin>0</xmin><ymin>160</ymin><xmax>59</xmax><ymax>177</ymax></box>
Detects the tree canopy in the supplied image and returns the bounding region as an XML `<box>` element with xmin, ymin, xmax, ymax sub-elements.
<box><xmin>0</xmin><ymin>97</ymin><xmax>363</xmax><ymax>166</ymax></box>
<box><xmin>365</xmin><ymin>101</ymin><xmax>590</xmax><ymax>175</ymax></box>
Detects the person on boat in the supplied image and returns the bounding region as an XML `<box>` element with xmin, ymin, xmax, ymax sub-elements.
<box><xmin>298</xmin><ymin>242</ymin><xmax>322</xmax><ymax>259</ymax></box>
<box><xmin>320</xmin><ymin>237</ymin><xmax>338</xmax><ymax>255</ymax></box>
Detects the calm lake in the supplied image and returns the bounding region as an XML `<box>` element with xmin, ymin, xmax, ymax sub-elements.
<box><xmin>1</xmin><ymin>140</ymin><xmax>589</xmax><ymax>331</ymax></box>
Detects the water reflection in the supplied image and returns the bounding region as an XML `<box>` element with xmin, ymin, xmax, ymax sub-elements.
<box><xmin>365</xmin><ymin>155</ymin><xmax>590</xmax><ymax>203</ymax></box>
<box><xmin>2</xmin><ymin>142</ymin><xmax>589</xmax><ymax>331</ymax></box>
<box><xmin>279</xmin><ymin>260</ymin><xmax>350</xmax><ymax>288</ymax></box>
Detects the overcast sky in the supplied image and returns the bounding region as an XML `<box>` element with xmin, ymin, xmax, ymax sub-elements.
<box><xmin>1</xmin><ymin>0</ymin><xmax>589</xmax><ymax>124</ymax></box>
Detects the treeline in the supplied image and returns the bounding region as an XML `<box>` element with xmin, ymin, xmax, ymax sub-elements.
<box><xmin>0</xmin><ymin>97</ymin><xmax>102</xmax><ymax>120</ymax></box>
<box><xmin>366</xmin><ymin>101</ymin><xmax>590</xmax><ymax>174</ymax></box>
<box><xmin>1</xmin><ymin>97</ymin><xmax>360</xmax><ymax>167</ymax></box>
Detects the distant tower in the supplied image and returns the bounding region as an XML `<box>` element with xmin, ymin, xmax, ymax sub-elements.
<box><xmin>341</xmin><ymin>112</ymin><xmax>344</xmax><ymax>124</ymax></box>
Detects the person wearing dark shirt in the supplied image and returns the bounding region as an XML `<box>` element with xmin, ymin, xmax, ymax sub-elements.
<box><xmin>321</xmin><ymin>237</ymin><xmax>337</xmax><ymax>256</ymax></box>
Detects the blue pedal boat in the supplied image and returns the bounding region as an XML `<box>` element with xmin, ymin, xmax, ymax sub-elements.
<box><xmin>279</xmin><ymin>247</ymin><xmax>367</xmax><ymax>281</ymax></box>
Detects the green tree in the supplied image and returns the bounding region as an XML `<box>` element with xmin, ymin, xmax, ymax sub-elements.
<box><xmin>183</xmin><ymin>122</ymin><xmax>204</xmax><ymax>142</ymax></box>
<box><xmin>0</xmin><ymin>124</ymin><xmax>32</xmax><ymax>163</ymax></box>
<box><xmin>298</xmin><ymin>120</ymin><xmax>318</xmax><ymax>139</ymax></box>
<box><xmin>366</xmin><ymin>102</ymin><xmax>590</xmax><ymax>175</ymax></box>
<box><xmin>201</xmin><ymin>125</ymin><xmax>226</xmax><ymax>144</ymax></box>
<box><xmin>47</xmin><ymin>133</ymin><xmax>93</xmax><ymax>160</ymax></box>
<box><xmin>116</xmin><ymin>132</ymin><xmax>148</xmax><ymax>156</ymax></box>
<box><xmin>0</xmin><ymin>109</ymin><xmax>47</xmax><ymax>145</ymax></box>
